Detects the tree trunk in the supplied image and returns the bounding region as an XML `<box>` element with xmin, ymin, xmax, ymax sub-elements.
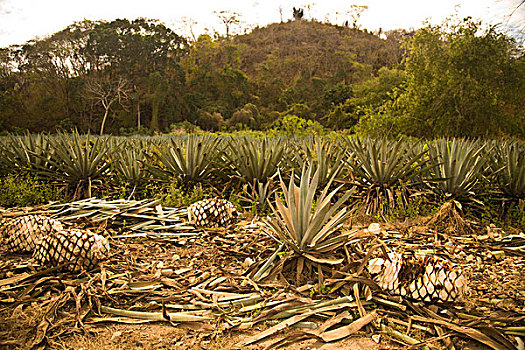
<box><xmin>137</xmin><ymin>101</ymin><xmax>141</xmax><ymax>130</ymax></box>
<box><xmin>100</xmin><ymin>108</ymin><xmax>109</xmax><ymax>135</ymax></box>
<box><xmin>151</xmin><ymin>100</ymin><xmax>159</xmax><ymax>130</ymax></box>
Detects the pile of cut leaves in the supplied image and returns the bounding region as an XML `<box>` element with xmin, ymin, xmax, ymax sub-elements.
<box><xmin>0</xmin><ymin>198</ymin><xmax>524</xmax><ymax>349</ymax></box>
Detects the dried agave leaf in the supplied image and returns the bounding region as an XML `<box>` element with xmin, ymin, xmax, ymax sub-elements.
<box><xmin>244</xmin><ymin>303</ymin><xmax>357</xmax><ymax>346</ymax></box>
<box><xmin>99</xmin><ymin>305</ymin><xmax>212</xmax><ymax>322</ymax></box>
<box><xmin>321</xmin><ymin>311</ymin><xmax>378</xmax><ymax>342</ymax></box>
<box><xmin>412</xmin><ymin>315</ymin><xmax>513</xmax><ymax>350</ymax></box>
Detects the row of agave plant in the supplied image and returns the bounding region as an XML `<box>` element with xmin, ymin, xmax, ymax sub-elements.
<box><xmin>0</xmin><ymin>132</ymin><xmax>523</xmax><ymax>222</ymax></box>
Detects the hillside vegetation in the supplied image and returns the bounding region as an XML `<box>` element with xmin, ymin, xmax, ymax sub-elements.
<box><xmin>0</xmin><ymin>17</ymin><xmax>524</xmax><ymax>137</ymax></box>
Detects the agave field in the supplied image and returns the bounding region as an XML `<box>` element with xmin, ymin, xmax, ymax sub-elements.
<box><xmin>0</xmin><ymin>132</ymin><xmax>523</xmax><ymax>216</ymax></box>
<box><xmin>0</xmin><ymin>132</ymin><xmax>524</xmax><ymax>349</ymax></box>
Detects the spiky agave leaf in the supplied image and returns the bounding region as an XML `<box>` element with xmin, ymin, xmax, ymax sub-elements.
<box><xmin>240</xmin><ymin>179</ymin><xmax>276</xmax><ymax>212</ymax></box>
<box><xmin>277</xmin><ymin>138</ymin><xmax>307</xmax><ymax>177</ymax></box>
<box><xmin>225</xmin><ymin>136</ymin><xmax>284</xmax><ymax>183</ymax></box>
<box><xmin>34</xmin><ymin>131</ymin><xmax>112</xmax><ymax>199</ymax></box>
<box><xmin>297</xmin><ymin>137</ymin><xmax>346</xmax><ymax>189</ymax></box>
<box><xmin>112</xmin><ymin>147</ymin><xmax>151</xmax><ymax>188</ymax></box>
<box><xmin>0</xmin><ymin>132</ymin><xmax>54</xmax><ymax>174</ymax></box>
<box><xmin>345</xmin><ymin>137</ymin><xmax>430</xmax><ymax>216</ymax></box>
<box><xmin>33</xmin><ymin>228</ymin><xmax>110</xmax><ymax>272</ymax></box>
<box><xmin>149</xmin><ymin>135</ymin><xmax>222</xmax><ymax>184</ymax></box>
<box><xmin>263</xmin><ymin>165</ymin><xmax>353</xmax><ymax>264</ymax></box>
<box><xmin>426</xmin><ymin>139</ymin><xmax>488</xmax><ymax>202</ymax></box>
<box><xmin>225</xmin><ymin>137</ymin><xmax>284</xmax><ymax>209</ymax></box>
<box><xmin>490</xmin><ymin>140</ymin><xmax>525</xmax><ymax>201</ymax></box>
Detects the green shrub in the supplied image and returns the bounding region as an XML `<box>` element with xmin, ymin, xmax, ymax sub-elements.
<box><xmin>507</xmin><ymin>202</ymin><xmax>525</xmax><ymax>230</ymax></box>
<box><xmin>269</xmin><ymin>115</ymin><xmax>324</xmax><ymax>137</ymax></box>
<box><xmin>385</xmin><ymin>194</ymin><xmax>434</xmax><ymax>222</ymax></box>
<box><xmin>196</xmin><ymin>111</ymin><xmax>224</xmax><ymax>131</ymax></box>
<box><xmin>0</xmin><ymin>174</ymin><xmax>63</xmax><ymax>208</ymax></box>
<box><xmin>161</xmin><ymin>182</ymin><xmax>212</xmax><ymax>207</ymax></box>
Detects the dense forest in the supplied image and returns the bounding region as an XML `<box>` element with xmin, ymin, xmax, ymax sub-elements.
<box><xmin>0</xmin><ymin>15</ymin><xmax>524</xmax><ymax>138</ymax></box>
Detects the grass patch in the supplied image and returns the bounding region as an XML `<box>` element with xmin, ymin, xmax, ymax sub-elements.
<box><xmin>0</xmin><ymin>174</ymin><xmax>63</xmax><ymax>208</ymax></box>
<box><xmin>161</xmin><ymin>182</ymin><xmax>212</xmax><ymax>207</ymax></box>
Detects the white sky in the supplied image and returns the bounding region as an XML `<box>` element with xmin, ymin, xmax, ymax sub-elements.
<box><xmin>0</xmin><ymin>0</ymin><xmax>523</xmax><ymax>47</ymax></box>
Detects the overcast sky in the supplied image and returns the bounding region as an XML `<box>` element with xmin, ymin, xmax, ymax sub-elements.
<box><xmin>0</xmin><ymin>0</ymin><xmax>523</xmax><ymax>47</ymax></box>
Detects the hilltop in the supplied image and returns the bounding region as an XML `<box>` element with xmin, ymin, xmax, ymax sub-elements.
<box><xmin>0</xmin><ymin>17</ymin><xmax>523</xmax><ymax>137</ymax></box>
<box><xmin>235</xmin><ymin>20</ymin><xmax>404</xmax><ymax>82</ymax></box>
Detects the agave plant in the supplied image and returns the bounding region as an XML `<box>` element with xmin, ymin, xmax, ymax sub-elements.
<box><xmin>277</xmin><ymin>138</ymin><xmax>306</xmax><ymax>176</ymax></box>
<box><xmin>225</xmin><ymin>137</ymin><xmax>284</xmax><ymax>183</ymax></box>
<box><xmin>148</xmin><ymin>135</ymin><xmax>222</xmax><ymax>185</ymax></box>
<box><xmin>0</xmin><ymin>132</ymin><xmax>54</xmax><ymax>174</ymax></box>
<box><xmin>489</xmin><ymin>141</ymin><xmax>524</xmax><ymax>215</ymax></box>
<box><xmin>425</xmin><ymin>139</ymin><xmax>488</xmax><ymax>203</ymax></box>
<box><xmin>111</xmin><ymin>147</ymin><xmax>151</xmax><ymax>190</ymax></box>
<box><xmin>225</xmin><ymin>137</ymin><xmax>284</xmax><ymax>209</ymax></box>
<box><xmin>345</xmin><ymin>137</ymin><xmax>429</xmax><ymax>216</ymax></box>
<box><xmin>240</xmin><ymin>179</ymin><xmax>275</xmax><ymax>211</ymax></box>
<box><xmin>261</xmin><ymin>165</ymin><xmax>354</xmax><ymax>280</ymax></box>
<box><xmin>296</xmin><ymin>137</ymin><xmax>345</xmax><ymax>188</ymax></box>
<box><xmin>35</xmin><ymin>132</ymin><xmax>111</xmax><ymax>199</ymax></box>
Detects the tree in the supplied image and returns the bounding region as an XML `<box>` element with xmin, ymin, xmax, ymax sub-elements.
<box><xmin>0</xmin><ymin>18</ymin><xmax>187</xmax><ymax>133</ymax></box>
<box><xmin>293</xmin><ymin>7</ymin><xmax>304</xmax><ymax>20</ymax></box>
<box><xmin>148</xmin><ymin>72</ymin><xmax>168</xmax><ymax>130</ymax></box>
<box><xmin>197</xmin><ymin>110</ymin><xmax>224</xmax><ymax>131</ymax></box>
<box><xmin>85</xmin><ymin>77</ymin><xmax>130</xmax><ymax>135</ymax></box>
<box><xmin>397</xmin><ymin>18</ymin><xmax>525</xmax><ymax>137</ymax></box>
<box><xmin>84</xmin><ymin>18</ymin><xmax>186</xmax><ymax>131</ymax></box>
<box><xmin>214</xmin><ymin>11</ymin><xmax>242</xmax><ymax>38</ymax></box>
<box><xmin>326</xmin><ymin>104</ymin><xmax>358</xmax><ymax>130</ymax></box>
<box><xmin>181</xmin><ymin>35</ymin><xmax>251</xmax><ymax>118</ymax></box>
<box><xmin>179</xmin><ymin>17</ymin><xmax>199</xmax><ymax>42</ymax></box>
<box><xmin>228</xmin><ymin>103</ymin><xmax>259</xmax><ymax>129</ymax></box>
<box><xmin>347</xmin><ymin>5</ymin><xmax>368</xmax><ymax>28</ymax></box>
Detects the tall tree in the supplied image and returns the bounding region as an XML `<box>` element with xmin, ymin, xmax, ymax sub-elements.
<box><xmin>181</xmin><ymin>35</ymin><xmax>251</xmax><ymax>119</ymax></box>
<box><xmin>85</xmin><ymin>77</ymin><xmax>130</xmax><ymax>135</ymax></box>
<box><xmin>398</xmin><ymin>18</ymin><xmax>525</xmax><ymax>137</ymax></box>
<box><xmin>214</xmin><ymin>11</ymin><xmax>242</xmax><ymax>38</ymax></box>
<box><xmin>148</xmin><ymin>72</ymin><xmax>168</xmax><ymax>130</ymax></box>
<box><xmin>84</xmin><ymin>18</ymin><xmax>186</xmax><ymax>130</ymax></box>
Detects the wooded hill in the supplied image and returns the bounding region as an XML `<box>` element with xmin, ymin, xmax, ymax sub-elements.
<box><xmin>0</xmin><ymin>17</ymin><xmax>524</xmax><ymax>138</ymax></box>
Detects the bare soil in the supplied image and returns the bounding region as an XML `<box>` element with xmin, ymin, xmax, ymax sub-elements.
<box><xmin>0</xmin><ymin>214</ymin><xmax>523</xmax><ymax>350</ymax></box>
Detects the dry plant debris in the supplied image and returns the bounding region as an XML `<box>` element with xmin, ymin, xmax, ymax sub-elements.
<box><xmin>0</xmin><ymin>198</ymin><xmax>524</xmax><ymax>349</ymax></box>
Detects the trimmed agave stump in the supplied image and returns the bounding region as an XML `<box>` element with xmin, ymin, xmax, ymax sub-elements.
<box><xmin>0</xmin><ymin>214</ymin><xmax>110</xmax><ymax>272</ymax></box>
<box><xmin>368</xmin><ymin>252</ymin><xmax>468</xmax><ymax>302</ymax></box>
<box><xmin>33</xmin><ymin>229</ymin><xmax>110</xmax><ymax>272</ymax></box>
<box><xmin>187</xmin><ymin>198</ymin><xmax>239</xmax><ymax>228</ymax></box>
<box><xmin>0</xmin><ymin>215</ymin><xmax>63</xmax><ymax>253</ymax></box>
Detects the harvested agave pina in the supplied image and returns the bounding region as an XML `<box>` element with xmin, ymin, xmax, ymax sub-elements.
<box><xmin>368</xmin><ymin>252</ymin><xmax>468</xmax><ymax>302</ymax></box>
<box><xmin>187</xmin><ymin>198</ymin><xmax>239</xmax><ymax>228</ymax></box>
<box><xmin>0</xmin><ymin>215</ymin><xmax>63</xmax><ymax>253</ymax></box>
<box><xmin>33</xmin><ymin>229</ymin><xmax>110</xmax><ymax>272</ymax></box>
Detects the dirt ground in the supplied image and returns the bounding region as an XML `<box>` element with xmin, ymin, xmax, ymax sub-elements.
<box><xmin>61</xmin><ymin>323</ymin><xmax>389</xmax><ymax>350</ymax></box>
<box><xmin>0</xmin><ymin>212</ymin><xmax>524</xmax><ymax>350</ymax></box>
